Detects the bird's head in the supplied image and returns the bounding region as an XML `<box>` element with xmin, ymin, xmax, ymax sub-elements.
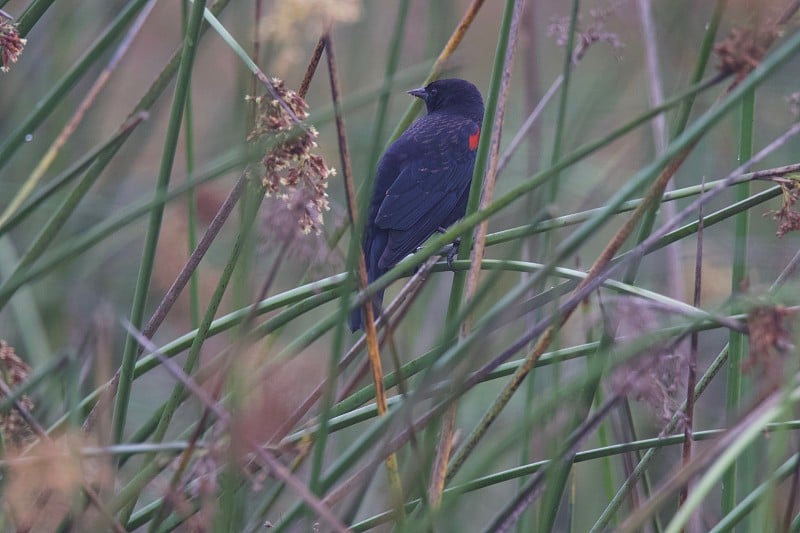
<box><xmin>408</xmin><ymin>78</ymin><xmax>484</xmax><ymax>125</ymax></box>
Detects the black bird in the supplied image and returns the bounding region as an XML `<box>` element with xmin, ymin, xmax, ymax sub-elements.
<box><xmin>349</xmin><ymin>78</ymin><xmax>484</xmax><ymax>332</ymax></box>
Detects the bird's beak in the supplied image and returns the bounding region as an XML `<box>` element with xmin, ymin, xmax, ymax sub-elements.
<box><xmin>407</xmin><ymin>87</ymin><xmax>427</xmax><ymax>99</ymax></box>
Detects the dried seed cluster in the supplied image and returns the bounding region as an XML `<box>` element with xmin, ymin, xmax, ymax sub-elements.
<box><xmin>769</xmin><ymin>178</ymin><xmax>800</xmax><ymax>237</ymax></box>
<box><xmin>605</xmin><ymin>299</ymin><xmax>688</xmax><ymax>423</ymax></box>
<box><xmin>548</xmin><ymin>3</ymin><xmax>624</xmax><ymax>63</ymax></box>
<box><xmin>248</xmin><ymin>78</ymin><xmax>333</xmax><ymax>235</ymax></box>
<box><xmin>0</xmin><ymin>17</ymin><xmax>25</xmax><ymax>72</ymax></box>
<box><xmin>714</xmin><ymin>25</ymin><xmax>778</xmax><ymax>87</ymax></box>
<box><xmin>744</xmin><ymin>304</ymin><xmax>796</xmax><ymax>391</ymax></box>
<box><xmin>0</xmin><ymin>340</ymin><xmax>33</xmax><ymax>448</ymax></box>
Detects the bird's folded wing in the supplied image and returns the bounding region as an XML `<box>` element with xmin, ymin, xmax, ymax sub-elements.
<box><xmin>374</xmin><ymin>158</ymin><xmax>473</xmax><ymax>268</ymax></box>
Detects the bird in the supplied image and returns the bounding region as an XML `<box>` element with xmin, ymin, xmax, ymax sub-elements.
<box><xmin>349</xmin><ymin>78</ymin><xmax>484</xmax><ymax>332</ymax></box>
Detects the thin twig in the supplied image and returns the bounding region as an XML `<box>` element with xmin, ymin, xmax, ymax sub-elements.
<box><xmin>517</xmin><ymin>12</ymin><xmax>542</xmax><ymax>529</ymax></box>
<box><xmin>782</xmin><ymin>439</ymin><xmax>800</xmax><ymax>532</ymax></box>
<box><xmin>680</xmin><ymin>177</ymin><xmax>704</xmax><ymax>508</ymax></box>
<box><xmin>322</xmin><ymin>30</ymin><xmax>381</xmax><ymax>366</ymax></box>
<box><xmin>496</xmin><ymin>74</ymin><xmax>561</xmax><ymax>174</ymax></box>
<box><xmin>299</xmin><ymin>37</ymin><xmax>326</xmax><ymax>98</ymax></box>
<box><xmin>431</xmin><ymin>0</ymin><xmax>526</xmax><ymax>506</ymax></box>
<box><xmin>464</xmin><ymin>0</ymin><xmax>525</xmax><ymax>332</ymax></box>
<box><xmin>323</xmin><ymin>28</ymin><xmax>404</xmax><ymax>512</ymax></box>
<box><xmin>637</xmin><ymin>0</ymin><xmax>684</xmax><ymax>302</ymax></box>
<box><xmin>145</xmin><ymin>176</ymin><xmax>246</xmax><ymax>338</ymax></box>
<box><xmin>322</xmin><ymin>29</ymin><xmax>381</xmax><ymax>393</ymax></box>
<box><xmin>335</xmin><ymin>257</ymin><xmax>440</xmax><ymax>402</ymax></box>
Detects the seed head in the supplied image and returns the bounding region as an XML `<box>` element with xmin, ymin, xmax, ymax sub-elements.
<box><xmin>248</xmin><ymin>78</ymin><xmax>333</xmax><ymax>235</ymax></box>
<box><xmin>0</xmin><ymin>16</ymin><xmax>26</xmax><ymax>73</ymax></box>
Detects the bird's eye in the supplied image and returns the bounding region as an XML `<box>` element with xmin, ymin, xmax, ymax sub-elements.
<box><xmin>428</xmin><ymin>87</ymin><xmax>438</xmax><ymax>97</ymax></box>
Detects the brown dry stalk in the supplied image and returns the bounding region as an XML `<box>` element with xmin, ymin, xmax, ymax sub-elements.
<box><xmin>385</xmin><ymin>0</ymin><xmax>487</xmax><ymax>144</ymax></box>
<box><xmin>323</xmin><ymin>30</ymin><xmax>404</xmax><ymax>510</ymax></box>
<box><xmin>299</xmin><ymin>36</ymin><xmax>325</xmax><ymax>98</ymax></box>
<box><xmin>428</xmin><ymin>407</ymin><xmax>458</xmax><ymax>504</ymax></box>
<box><xmin>464</xmin><ymin>1</ymin><xmax>525</xmax><ymax>333</ymax></box>
<box><xmin>429</xmin><ymin>0</ymin><xmax>526</xmax><ymax>506</ymax></box>
<box><xmin>428</xmin><ymin>0</ymin><xmax>486</xmax><ymax>81</ymax></box>
<box><xmin>322</xmin><ymin>0</ymin><xmax>488</xmax><ymax>515</ymax></box>
<box><xmin>680</xmin><ymin>178</ymin><xmax>705</xmax><ymax>507</ymax></box>
<box><xmin>335</xmin><ymin>256</ymin><xmax>440</xmax><ymax>403</ymax></box>
<box><xmin>321</xmin><ymin>31</ymin><xmax>383</xmax><ymax>409</ymax></box>
<box><xmin>272</xmin><ymin>257</ymin><xmax>438</xmax><ymax>447</ymax></box>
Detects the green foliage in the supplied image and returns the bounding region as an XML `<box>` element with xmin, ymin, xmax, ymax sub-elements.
<box><xmin>1</xmin><ymin>1</ymin><xmax>800</xmax><ymax>531</ymax></box>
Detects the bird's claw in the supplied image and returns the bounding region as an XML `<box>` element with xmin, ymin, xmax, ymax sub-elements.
<box><xmin>446</xmin><ymin>237</ymin><xmax>461</xmax><ymax>269</ymax></box>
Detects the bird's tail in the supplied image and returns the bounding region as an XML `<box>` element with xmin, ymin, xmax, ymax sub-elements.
<box><xmin>348</xmin><ymin>286</ymin><xmax>385</xmax><ymax>332</ymax></box>
<box><xmin>347</xmin><ymin>306</ymin><xmax>362</xmax><ymax>333</ymax></box>
<box><xmin>348</xmin><ymin>262</ymin><xmax>386</xmax><ymax>332</ymax></box>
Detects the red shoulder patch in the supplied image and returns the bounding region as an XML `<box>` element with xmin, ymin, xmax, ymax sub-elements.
<box><xmin>469</xmin><ymin>127</ymin><xmax>480</xmax><ymax>151</ymax></box>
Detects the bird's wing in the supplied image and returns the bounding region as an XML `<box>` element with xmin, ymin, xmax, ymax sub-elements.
<box><xmin>374</xmin><ymin>117</ymin><xmax>478</xmax><ymax>232</ymax></box>
<box><xmin>377</xmin><ymin>179</ymin><xmax>471</xmax><ymax>269</ymax></box>
<box><xmin>374</xmin><ymin>162</ymin><xmax>464</xmax><ymax>231</ymax></box>
<box><xmin>372</xmin><ymin>116</ymin><xmax>479</xmax><ymax>267</ymax></box>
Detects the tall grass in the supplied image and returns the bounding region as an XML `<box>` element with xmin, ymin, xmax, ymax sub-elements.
<box><xmin>1</xmin><ymin>1</ymin><xmax>800</xmax><ymax>531</ymax></box>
